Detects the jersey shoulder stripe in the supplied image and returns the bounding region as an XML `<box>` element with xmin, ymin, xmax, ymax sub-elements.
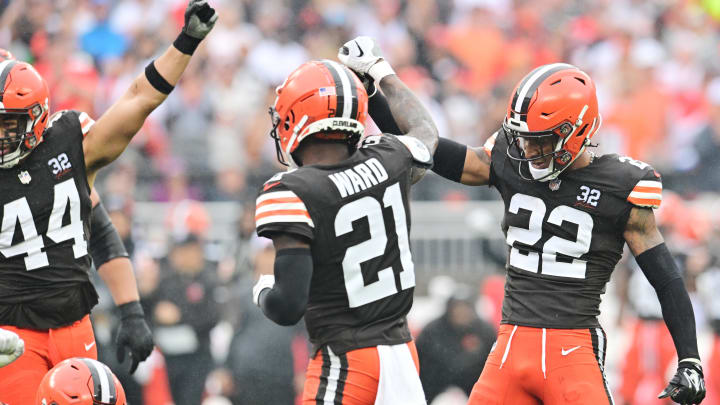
<box><xmin>78</xmin><ymin>112</ymin><xmax>95</xmax><ymax>136</ymax></box>
<box><xmin>628</xmin><ymin>180</ymin><xmax>662</xmax><ymax>208</ymax></box>
<box><xmin>255</xmin><ymin>189</ymin><xmax>314</xmax><ymax>228</ymax></box>
<box><xmin>483</xmin><ymin>131</ymin><xmax>499</xmax><ymax>157</ymax></box>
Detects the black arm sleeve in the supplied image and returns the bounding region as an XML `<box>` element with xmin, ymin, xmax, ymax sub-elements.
<box><xmin>258</xmin><ymin>248</ymin><xmax>313</xmax><ymax>326</ymax></box>
<box><xmin>368</xmin><ymin>91</ymin><xmax>402</xmax><ymax>135</ymax></box>
<box><xmin>432</xmin><ymin>137</ymin><xmax>468</xmax><ymax>183</ymax></box>
<box><xmin>89</xmin><ymin>201</ymin><xmax>129</xmax><ymax>268</ymax></box>
<box><xmin>635</xmin><ymin>243</ymin><xmax>700</xmax><ymax>360</ymax></box>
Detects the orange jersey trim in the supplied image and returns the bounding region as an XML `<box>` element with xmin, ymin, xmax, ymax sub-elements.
<box><xmin>255</xmin><ymin>209</ymin><xmax>311</xmax><ymax>221</ymax></box>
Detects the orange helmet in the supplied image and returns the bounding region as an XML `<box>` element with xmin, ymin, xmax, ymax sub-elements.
<box><xmin>36</xmin><ymin>358</ymin><xmax>126</xmax><ymax>405</ymax></box>
<box><xmin>269</xmin><ymin>60</ymin><xmax>368</xmax><ymax>166</ymax></box>
<box><xmin>0</xmin><ymin>60</ymin><xmax>50</xmax><ymax>168</ymax></box>
<box><xmin>503</xmin><ymin>63</ymin><xmax>601</xmax><ymax>181</ymax></box>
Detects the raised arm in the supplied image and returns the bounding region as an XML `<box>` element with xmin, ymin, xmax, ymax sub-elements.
<box><xmin>83</xmin><ymin>0</ymin><xmax>217</xmax><ymax>186</ymax></box>
<box><xmin>624</xmin><ymin>207</ymin><xmax>706</xmax><ymax>403</ymax></box>
<box><xmin>357</xmin><ymin>74</ymin><xmax>492</xmax><ymax>186</ymax></box>
<box><xmin>430</xmin><ymin>136</ymin><xmax>493</xmax><ymax>186</ymax></box>
<box><xmin>338</xmin><ymin>36</ymin><xmax>438</xmax><ymax>156</ymax></box>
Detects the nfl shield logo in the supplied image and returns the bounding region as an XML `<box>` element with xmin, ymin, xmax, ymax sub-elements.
<box><xmin>549</xmin><ymin>179</ymin><xmax>561</xmax><ymax>191</ymax></box>
<box><xmin>18</xmin><ymin>170</ymin><xmax>31</xmax><ymax>184</ymax></box>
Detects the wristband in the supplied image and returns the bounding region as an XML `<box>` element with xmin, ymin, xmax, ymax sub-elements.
<box><xmin>368</xmin><ymin>60</ymin><xmax>396</xmax><ymax>83</ymax></box>
<box><xmin>173</xmin><ymin>31</ymin><xmax>202</xmax><ymax>55</ymax></box>
<box><xmin>432</xmin><ymin>137</ymin><xmax>468</xmax><ymax>183</ymax></box>
<box><xmin>253</xmin><ymin>274</ymin><xmax>276</xmax><ymax>306</ymax></box>
<box><xmin>144</xmin><ymin>61</ymin><xmax>174</xmax><ymax>95</ymax></box>
<box><xmin>117</xmin><ymin>301</ymin><xmax>145</xmax><ymax>319</ymax></box>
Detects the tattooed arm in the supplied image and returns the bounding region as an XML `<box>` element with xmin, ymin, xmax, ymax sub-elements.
<box><xmin>624</xmin><ymin>206</ymin><xmax>704</xmax><ymax>401</ymax></box>
<box><xmin>338</xmin><ymin>36</ymin><xmax>438</xmax><ymax>183</ymax></box>
<box><xmin>377</xmin><ymin>74</ymin><xmax>439</xmax><ymax>156</ymax></box>
<box><xmin>623</xmin><ymin>206</ymin><xmax>664</xmax><ymax>255</ymax></box>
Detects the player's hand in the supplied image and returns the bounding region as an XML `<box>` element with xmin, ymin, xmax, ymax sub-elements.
<box><xmin>182</xmin><ymin>0</ymin><xmax>218</xmax><ymax>40</ymax></box>
<box><xmin>253</xmin><ymin>274</ymin><xmax>275</xmax><ymax>306</ymax></box>
<box><xmin>115</xmin><ymin>301</ymin><xmax>154</xmax><ymax>374</ymax></box>
<box><xmin>338</xmin><ymin>36</ymin><xmax>395</xmax><ymax>94</ymax></box>
<box><xmin>659</xmin><ymin>361</ymin><xmax>706</xmax><ymax>404</ymax></box>
<box><xmin>0</xmin><ymin>328</ymin><xmax>24</xmax><ymax>367</ymax></box>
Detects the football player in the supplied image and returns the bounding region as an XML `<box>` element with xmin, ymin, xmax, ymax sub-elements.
<box><xmin>251</xmin><ymin>37</ymin><xmax>438</xmax><ymax>404</ymax></box>
<box><xmin>0</xmin><ymin>1</ymin><xmax>217</xmax><ymax>403</ymax></box>
<box><xmin>0</xmin><ymin>45</ymin><xmax>154</xmax><ymax>374</ymax></box>
<box><xmin>361</xmin><ymin>63</ymin><xmax>705</xmax><ymax>404</ymax></box>
<box><xmin>36</xmin><ymin>357</ymin><xmax>126</xmax><ymax>405</ymax></box>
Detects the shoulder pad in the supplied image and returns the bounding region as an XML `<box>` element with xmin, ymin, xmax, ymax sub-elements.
<box><xmin>616</xmin><ymin>156</ymin><xmax>663</xmax><ymax>208</ymax></box>
<box><xmin>46</xmin><ymin>110</ymin><xmax>95</xmax><ymax>137</ymax></box>
<box><xmin>255</xmin><ymin>186</ymin><xmax>314</xmax><ymax>228</ymax></box>
<box><xmin>395</xmin><ymin>136</ymin><xmax>433</xmax><ymax>167</ymax></box>
<box><xmin>483</xmin><ymin>132</ymin><xmax>499</xmax><ymax>157</ymax></box>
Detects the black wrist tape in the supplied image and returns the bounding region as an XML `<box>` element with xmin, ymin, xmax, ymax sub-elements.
<box><xmin>432</xmin><ymin>137</ymin><xmax>467</xmax><ymax>183</ymax></box>
<box><xmin>144</xmin><ymin>61</ymin><xmax>174</xmax><ymax>94</ymax></box>
<box><xmin>173</xmin><ymin>31</ymin><xmax>202</xmax><ymax>55</ymax></box>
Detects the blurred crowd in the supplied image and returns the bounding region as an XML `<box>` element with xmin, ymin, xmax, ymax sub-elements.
<box><xmin>2</xmin><ymin>0</ymin><xmax>720</xmax><ymax>404</ymax></box>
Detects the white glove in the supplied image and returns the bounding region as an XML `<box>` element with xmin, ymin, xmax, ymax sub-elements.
<box><xmin>0</xmin><ymin>328</ymin><xmax>24</xmax><ymax>367</ymax></box>
<box><xmin>338</xmin><ymin>36</ymin><xmax>396</xmax><ymax>83</ymax></box>
<box><xmin>252</xmin><ymin>274</ymin><xmax>276</xmax><ymax>306</ymax></box>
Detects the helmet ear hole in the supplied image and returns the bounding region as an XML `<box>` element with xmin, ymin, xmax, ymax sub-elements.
<box><xmin>576</xmin><ymin>124</ymin><xmax>588</xmax><ymax>137</ymax></box>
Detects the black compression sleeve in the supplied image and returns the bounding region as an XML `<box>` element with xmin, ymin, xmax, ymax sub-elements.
<box><xmin>89</xmin><ymin>201</ymin><xmax>129</xmax><ymax>268</ymax></box>
<box><xmin>368</xmin><ymin>90</ymin><xmax>402</xmax><ymax>135</ymax></box>
<box><xmin>636</xmin><ymin>243</ymin><xmax>700</xmax><ymax>360</ymax></box>
<box><xmin>259</xmin><ymin>248</ymin><xmax>313</xmax><ymax>326</ymax></box>
<box><xmin>432</xmin><ymin>137</ymin><xmax>468</xmax><ymax>183</ymax></box>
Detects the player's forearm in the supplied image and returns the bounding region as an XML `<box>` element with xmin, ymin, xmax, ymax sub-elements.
<box><xmin>378</xmin><ymin>75</ymin><xmax>438</xmax><ymax>154</ymax></box>
<box><xmin>432</xmin><ymin>137</ymin><xmax>491</xmax><ymax>185</ymax></box>
<box><xmin>368</xmin><ymin>90</ymin><xmax>402</xmax><ymax>135</ymax></box>
<box><xmin>98</xmin><ymin>257</ymin><xmax>141</xmax><ymax>306</ymax></box>
<box><xmin>258</xmin><ymin>249</ymin><xmax>312</xmax><ymax>326</ymax></box>
<box><xmin>636</xmin><ymin>243</ymin><xmax>700</xmax><ymax>361</ymax></box>
<box><xmin>657</xmin><ymin>279</ymin><xmax>701</xmax><ymax>361</ymax></box>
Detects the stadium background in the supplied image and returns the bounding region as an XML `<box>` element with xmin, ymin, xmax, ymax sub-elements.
<box><xmin>2</xmin><ymin>0</ymin><xmax>720</xmax><ymax>403</ymax></box>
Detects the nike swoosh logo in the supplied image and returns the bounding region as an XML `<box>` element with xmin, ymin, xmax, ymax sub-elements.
<box><xmin>84</xmin><ymin>342</ymin><xmax>96</xmax><ymax>351</ymax></box>
<box><xmin>263</xmin><ymin>181</ymin><xmax>281</xmax><ymax>191</ymax></box>
<box><xmin>354</xmin><ymin>41</ymin><xmax>364</xmax><ymax>57</ymax></box>
<box><xmin>561</xmin><ymin>346</ymin><xmax>581</xmax><ymax>356</ymax></box>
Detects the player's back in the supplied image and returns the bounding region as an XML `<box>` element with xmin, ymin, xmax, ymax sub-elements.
<box><xmin>256</xmin><ymin>134</ymin><xmax>430</xmax><ymax>354</ymax></box>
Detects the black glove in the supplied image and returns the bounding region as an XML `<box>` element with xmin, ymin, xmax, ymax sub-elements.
<box><xmin>182</xmin><ymin>0</ymin><xmax>218</xmax><ymax>40</ymax></box>
<box><xmin>115</xmin><ymin>301</ymin><xmax>154</xmax><ymax>374</ymax></box>
<box><xmin>658</xmin><ymin>361</ymin><xmax>706</xmax><ymax>404</ymax></box>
